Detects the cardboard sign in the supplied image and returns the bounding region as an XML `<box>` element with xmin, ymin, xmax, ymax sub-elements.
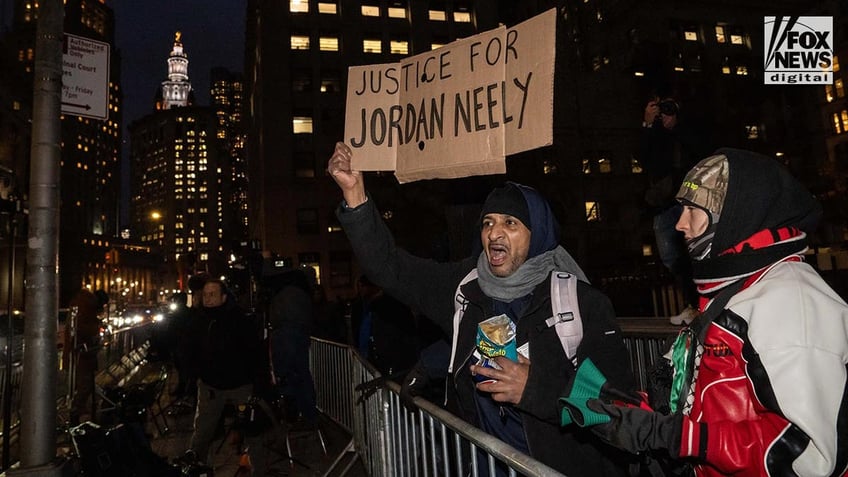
<box><xmin>344</xmin><ymin>8</ymin><xmax>555</xmax><ymax>183</ymax></box>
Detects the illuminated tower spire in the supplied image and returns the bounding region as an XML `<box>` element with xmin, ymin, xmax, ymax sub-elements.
<box><xmin>161</xmin><ymin>31</ymin><xmax>192</xmax><ymax>109</ymax></box>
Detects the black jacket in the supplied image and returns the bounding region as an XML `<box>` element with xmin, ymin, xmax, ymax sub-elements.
<box><xmin>195</xmin><ymin>304</ymin><xmax>266</xmax><ymax>391</ymax></box>
<box><xmin>351</xmin><ymin>292</ymin><xmax>418</xmax><ymax>375</ymax></box>
<box><xmin>338</xmin><ymin>198</ymin><xmax>635</xmax><ymax>476</ymax></box>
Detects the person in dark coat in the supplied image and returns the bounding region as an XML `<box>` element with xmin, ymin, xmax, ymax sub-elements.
<box><xmin>327</xmin><ymin>142</ymin><xmax>637</xmax><ymax>477</ymax></box>
<box><xmin>637</xmin><ymin>91</ymin><xmax>713</xmax><ymax>324</ymax></box>
<box><xmin>263</xmin><ymin>265</ymin><xmax>318</xmax><ymax>425</ymax></box>
<box><xmin>66</xmin><ymin>288</ymin><xmax>107</xmax><ymax>424</ymax></box>
<box><xmin>185</xmin><ymin>279</ymin><xmax>268</xmax><ymax>474</ymax></box>
<box><xmin>350</xmin><ymin>274</ymin><xmax>418</xmax><ymax>377</ymax></box>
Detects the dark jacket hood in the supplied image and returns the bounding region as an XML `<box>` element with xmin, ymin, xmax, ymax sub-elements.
<box><xmin>513</xmin><ymin>182</ymin><xmax>560</xmax><ymax>258</ymax></box>
<box><xmin>693</xmin><ymin>148</ymin><xmax>821</xmax><ymax>280</ymax></box>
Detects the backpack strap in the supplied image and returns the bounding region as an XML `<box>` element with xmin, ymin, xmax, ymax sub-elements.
<box><xmin>449</xmin><ymin>269</ymin><xmax>584</xmax><ymax>371</ymax></box>
<box><xmin>545</xmin><ymin>271</ymin><xmax>583</xmax><ymax>367</ymax></box>
<box><xmin>448</xmin><ymin>269</ymin><xmax>478</xmax><ymax>374</ymax></box>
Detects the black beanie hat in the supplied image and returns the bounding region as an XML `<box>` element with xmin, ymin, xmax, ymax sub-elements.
<box><xmin>480</xmin><ymin>183</ymin><xmax>531</xmax><ymax>230</ymax></box>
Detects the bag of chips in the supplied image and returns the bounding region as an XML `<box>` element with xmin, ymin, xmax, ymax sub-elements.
<box><xmin>474</xmin><ymin>314</ymin><xmax>517</xmax><ymax>383</ymax></box>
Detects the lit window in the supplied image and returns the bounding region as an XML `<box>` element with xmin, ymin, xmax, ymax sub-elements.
<box><xmin>543</xmin><ymin>160</ymin><xmax>557</xmax><ymax>175</ymax></box>
<box><xmin>736</xmin><ymin>65</ymin><xmax>748</xmax><ymax>75</ymax></box>
<box><xmin>585</xmin><ymin>202</ymin><xmax>600</xmax><ymax>222</ymax></box>
<box><xmin>293</xmin><ymin>116</ymin><xmax>313</xmax><ymax>134</ymax></box>
<box><xmin>390</xmin><ymin>40</ymin><xmax>408</xmax><ymax>55</ymax></box>
<box><xmin>833</xmin><ymin>113</ymin><xmax>842</xmax><ymax>134</ymax></box>
<box><xmin>825</xmin><ymin>85</ymin><xmax>835</xmax><ymax>103</ymax></box>
<box><xmin>684</xmin><ymin>30</ymin><xmax>698</xmax><ymax>41</ymax></box>
<box><xmin>363</xmin><ymin>39</ymin><xmax>382</xmax><ymax>54</ymax></box>
<box><xmin>836</xmin><ymin>79</ymin><xmax>845</xmax><ymax>98</ymax></box>
<box><xmin>318</xmin><ymin>2</ymin><xmax>337</xmax><ymax>14</ymax></box>
<box><xmin>319</xmin><ymin>37</ymin><xmax>339</xmax><ymax>52</ymax></box>
<box><xmin>361</xmin><ymin>5</ymin><xmax>380</xmax><ymax>16</ymax></box>
<box><xmin>746</xmin><ymin>125</ymin><xmax>759</xmax><ymax>139</ymax></box>
<box><xmin>388</xmin><ymin>7</ymin><xmax>406</xmax><ymax>18</ymax></box>
<box><xmin>715</xmin><ymin>25</ymin><xmax>726</xmax><ymax>43</ymax></box>
<box><xmin>454</xmin><ymin>11</ymin><xmax>471</xmax><ymax>22</ymax></box>
<box><xmin>842</xmin><ymin>110</ymin><xmax>848</xmax><ymax>132</ymax></box>
<box><xmin>290</xmin><ymin>0</ymin><xmax>308</xmax><ymax>13</ymax></box>
<box><xmin>730</xmin><ymin>34</ymin><xmax>743</xmax><ymax>45</ymax></box>
<box><xmin>834</xmin><ymin>55</ymin><xmax>840</xmax><ymax>72</ymax></box>
<box><xmin>631</xmin><ymin>157</ymin><xmax>643</xmax><ymax>174</ymax></box>
<box><xmin>642</xmin><ymin>244</ymin><xmax>653</xmax><ymax>257</ymax></box>
<box><xmin>320</xmin><ymin>78</ymin><xmax>341</xmax><ymax>93</ymax></box>
<box><xmin>429</xmin><ymin>10</ymin><xmax>446</xmax><ymax>21</ymax></box>
<box><xmin>598</xmin><ymin>157</ymin><xmax>611</xmax><ymax>173</ymax></box>
<box><xmin>582</xmin><ymin>159</ymin><xmax>591</xmax><ymax>174</ymax></box>
<box><xmin>291</xmin><ymin>35</ymin><xmax>310</xmax><ymax>50</ymax></box>
<box><xmin>431</xmin><ymin>43</ymin><xmax>445</xmax><ymax>50</ymax></box>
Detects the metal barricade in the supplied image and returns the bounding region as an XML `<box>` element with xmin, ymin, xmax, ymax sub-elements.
<box><xmin>0</xmin><ymin>364</ymin><xmax>24</xmax><ymax>436</ymax></box>
<box><xmin>618</xmin><ymin>318</ymin><xmax>679</xmax><ymax>391</ymax></box>
<box><xmin>310</xmin><ymin>317</ymin><xmax>681</xmax><ymax>477</ymax></box>
<box><xmin>310</xmin><ymin>338</ymin><xmax>563</xmax><ymax>477</ymax></box>
<box><xmin>0</xmin><ymin>321</ymin><xmax>152</xmax><ymax>470</ymax></box>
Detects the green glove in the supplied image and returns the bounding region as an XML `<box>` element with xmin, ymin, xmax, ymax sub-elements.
<box><xmin>559</xmin><ymin>358</ymin><xmax>643</xmax><ymax>426</ymax></box>
<box><xmin>559</xmin><ymin>358</ymin><xmax>611</xmax><ymax>426</ymax></box>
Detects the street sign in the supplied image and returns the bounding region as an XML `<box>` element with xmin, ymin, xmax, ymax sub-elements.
<box><xmin>61</xmin><ymin>33</ymin><xmax>110</xmax><ymax>121</ymax></box>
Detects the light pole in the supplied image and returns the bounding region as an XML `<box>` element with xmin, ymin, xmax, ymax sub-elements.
<box><xmin>149</xmin><ymin>211</ymin><xmax>166</xmax><ymax>300</ymax></box>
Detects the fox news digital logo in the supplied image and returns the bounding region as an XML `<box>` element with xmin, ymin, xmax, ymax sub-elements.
<box><xmin>764</xmin><ymin>16</ymin><xmax>833</xmax><ymax>85</ymax></box>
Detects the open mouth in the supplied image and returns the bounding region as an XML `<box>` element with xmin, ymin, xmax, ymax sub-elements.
<box><xmin>488</xmin><ymin>244</ymin><xmax>508</xmax><ymax>266</ymax></box>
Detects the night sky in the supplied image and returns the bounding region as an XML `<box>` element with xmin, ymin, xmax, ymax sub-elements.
<box><xmin>110</xmin><ymin>0</ymin><xmax>246</xmax><ymax>127</ymax></box>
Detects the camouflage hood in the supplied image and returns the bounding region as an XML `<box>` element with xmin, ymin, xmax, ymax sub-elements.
<box><xmin>678</xmin><ymin>148</ymin><xmax>821</xmax><ymax>282</ymax></box>
<box><xmin>676</xmin><ymin>154</ymin><xmax>729</xmax><ymax>260</ymax></box>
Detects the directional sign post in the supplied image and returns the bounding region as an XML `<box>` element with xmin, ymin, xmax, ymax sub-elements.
<box><xmin>61</xmin><ymin>33</ymin><xmax>109</xmax><ymax>121</ymax></box>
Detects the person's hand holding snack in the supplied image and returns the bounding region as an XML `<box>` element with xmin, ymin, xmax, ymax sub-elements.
<box><xmin>471</xmin><ymin>354</ymin><xmax>530</xmax><ymax>404</ymax></box>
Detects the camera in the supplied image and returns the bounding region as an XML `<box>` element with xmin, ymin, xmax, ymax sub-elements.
<box><xmin>658</xmin><ymin>99</ymin><xmax>679</xmax><ymax>116</ymax></box>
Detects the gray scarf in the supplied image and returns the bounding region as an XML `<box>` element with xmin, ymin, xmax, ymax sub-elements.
<box><xmin>476</xmin><ymin>246</ymin><xmax>589</xmax><ymax>302</ymax></box>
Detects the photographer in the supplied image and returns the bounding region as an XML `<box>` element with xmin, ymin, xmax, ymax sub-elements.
<box><xmin>637</xmin><ymin>91</ymin><xmax>712</xmax><ymax>325</ymax></box>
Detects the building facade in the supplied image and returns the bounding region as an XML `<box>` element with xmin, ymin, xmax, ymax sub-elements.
<box><xmin>129</xmin><ymin>35</ymin><xmax>226</xmax><ymax>291</ymax></box>
<box><xmin>2</xmin><ymin>0</ymin><xmax>128</xmax><ymax>307</ymax></box>
<box><xmin>245</xmin><ymin>0</ymin><xmax>836</xmax><ymax>313</ymax></box>
<box><xmin>211</xmin><ymin>67</ymin><xmax>249</xmax><ymax>247</ymax></box>
<box><xmin>245</xmin><ymin>0</ymin><xmax>500</xmax><ymax>299</ymax></box>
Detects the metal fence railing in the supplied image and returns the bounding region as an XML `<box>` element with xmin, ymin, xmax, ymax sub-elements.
<box><xmin>310</xmin><ymin>338</ymin><xmax>563</xmax><ymax>477</ymax></box>
<box><xmin>310</xmin><ymin>317</ymin><xmax>680</xmax><ymax>477</ymax></box>
<box><xmin>0</xmin><ymin>322</ymin><xmax>151</xmax><ymax>472</ymax></box>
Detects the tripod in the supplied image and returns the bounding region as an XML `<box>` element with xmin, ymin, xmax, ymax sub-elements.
<box><xmin>212</xmin><ymin>397</ymin><xmax>311</xmax><ymax>477</ymax></box>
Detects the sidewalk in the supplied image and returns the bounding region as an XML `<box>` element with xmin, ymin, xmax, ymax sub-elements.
<box><xmin>56</xmin><ymin>363</ymin><xmax>366</xmax><ymax>477</ymax></box>
<box><xmin>149</xmin><ymin>403</ymin><xmax>354</xmax><ymax>476</ymax></box>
